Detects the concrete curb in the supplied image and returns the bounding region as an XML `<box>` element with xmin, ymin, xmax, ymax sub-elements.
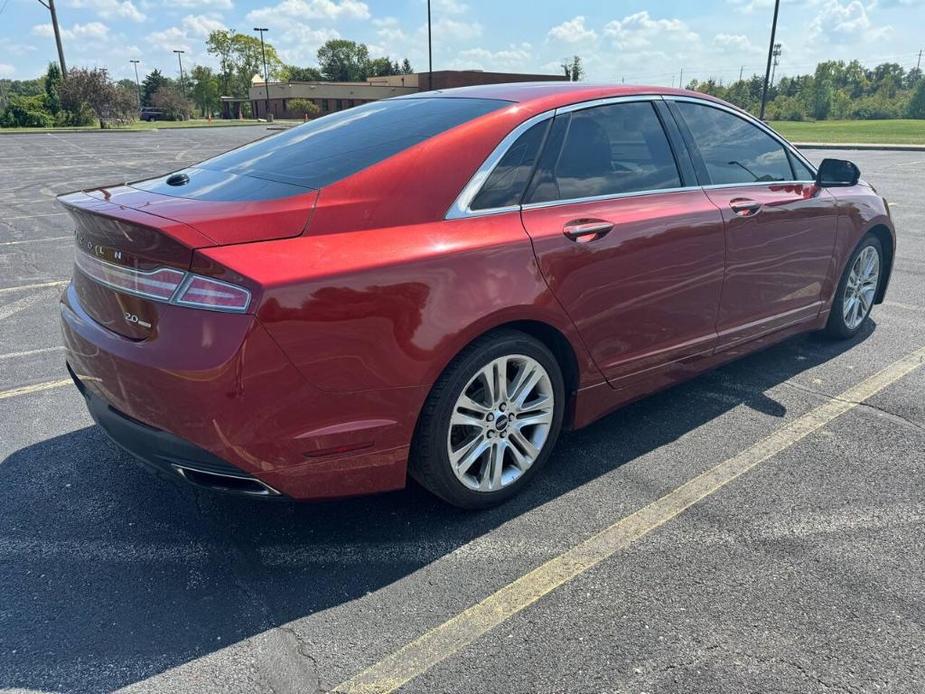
<box><xmin>794</xmin><ymin>142</ymin><xmax>925</xmax><ymax>152</ymax></box>
<box><xmin>0</xmin><ymin>123</ymin><xmax>278</xmax><ymax>135</ymax></box>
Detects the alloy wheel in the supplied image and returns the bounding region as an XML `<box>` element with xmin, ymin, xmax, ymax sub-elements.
<box><xmin>446</xmin><ymin>355</ymin><xmax>555</xmax><ymax>492</ymax></box>
<box><xmin>843</xmin><ymin>245</ymin><xmax>880</xmax><ymax>330</ymax></box>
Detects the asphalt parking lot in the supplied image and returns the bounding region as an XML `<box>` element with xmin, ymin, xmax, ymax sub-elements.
<box><xmin>1</xmin><ymin>127</ymin><xmax>923</xmax><ymax>694</ymax></box>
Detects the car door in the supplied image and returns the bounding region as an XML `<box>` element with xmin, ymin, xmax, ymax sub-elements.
<box><xmin>518</xmin><ymin>99</ymin><xmax>726</xmax><ymax>387</ymax></box>
<box><xmin>668</xmin><ymin>99</ymin><xmax>838</xmax><ymax>348</ymax></box>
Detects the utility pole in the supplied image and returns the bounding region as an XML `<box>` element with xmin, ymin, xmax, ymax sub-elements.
<box><xmin>130</xmin><ymin>59</ymin><xmax>141</xmax><ymax>109</ymax></box>
<box><xmin>427</xmin><ymin>0</ymin><xmax>433</xmax><ymax>91</ymax></box>
<box><xmin>770</xmin><ymin>42</ymin><xmax>782</xmax><ymax>87</ymax></box>
<box><xmin>679</xmin><ymin>68</ymin><xmax>683</xmax><ymax>89</ymax></box>
<box><xmin>173</xmin><ymin>49</ymin><xmax>185</xmax><ymax>95</ymax></box>
<box><xmin>759</xmin><ymin>0</ymin><xmax>780</xmax><ymax>121</ymax></box>
<box><xmin>917</xmin><ymin>49</ymin><xmax>922</xmax><ymax>71</ymax></box>
<box><xmin>35</xmin><ymin>0</ymin><xmax>67</xmax><ymax>76</ymax></box>
<box><xmin>739</xmin><ymin>65</ymin><xmax>744</xmax><ymax>82</ymax></box>
<box><xmin>253</xmin><ymin>27</ymin><xmax>271</xmax><ymax>118</ymax></box>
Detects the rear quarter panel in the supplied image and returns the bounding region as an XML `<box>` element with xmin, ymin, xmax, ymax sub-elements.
<box><xmin>199</xmin><ymin>212</ymin><xmax>600</xmax><ymax>394</ymax></box>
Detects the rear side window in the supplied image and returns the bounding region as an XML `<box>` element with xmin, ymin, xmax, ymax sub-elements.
<box><xmin>676</xmin><ymin>102</ymin><xmax>793</xmax><ymax>185</ymax></box>
<box><xmin>136</xmin><ymin>97</ymin><xmax>507</xmax><ymax>199</ymax></box>
<box><xmin>526</xmin><ymin>101</ymin><xmax>682</xmax><ymax>204</ymax></box>
<box><xmin>470</xmin><ymin>119</ymin><xmax>549</xmax><ymax>210</ymax></box>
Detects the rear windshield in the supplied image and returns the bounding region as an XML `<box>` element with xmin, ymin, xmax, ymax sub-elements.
<box><xmin>133</xmin><ymin>97</ymin><xmax>507</xmax><ymax>200</ymax></box>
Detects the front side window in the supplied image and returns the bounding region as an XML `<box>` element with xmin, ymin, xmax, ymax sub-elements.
<box><xmin>676</xmin><ymin>102</ymin><xmax>793</xmax><ymax>185</ymax></box>
<box><xmin>526</xmin><ymin>101</ymin><xmax>682</xmax><ymax>204</ymax></box>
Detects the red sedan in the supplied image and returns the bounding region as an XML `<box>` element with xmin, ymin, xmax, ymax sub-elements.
<box><xmin>59</xmin><ymin>83</ymin><xmax>895</xmax><ymax>508</ymax></box>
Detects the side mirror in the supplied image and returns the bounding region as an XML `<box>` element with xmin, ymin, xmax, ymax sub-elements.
<box><xmin>815</xmin><ymin>158</ymin><xmax>860</xmax><ymax>187</ymax></box>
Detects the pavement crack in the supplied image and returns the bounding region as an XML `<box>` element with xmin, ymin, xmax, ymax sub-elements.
<box><xmin>782</xmin><ymin>380</ymin><xmax>925</xmax><ymax>433</ymax></box>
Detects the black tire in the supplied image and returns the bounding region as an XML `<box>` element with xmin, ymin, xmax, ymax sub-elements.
<box><xmin>410</xmin><ymin>329</ymin><xmax>565</xmax><ymax>510</ymax></box>
<box><xmin>825</xmin><ymin>233</ymin><xmax>883</xmax><ymax>339</ymax></box>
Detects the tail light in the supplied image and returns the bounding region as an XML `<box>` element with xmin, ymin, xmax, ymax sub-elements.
<box><xmin>75</xmin><ymin>249</ymin><xmax>251</xmax><ymax>313</ymax></box>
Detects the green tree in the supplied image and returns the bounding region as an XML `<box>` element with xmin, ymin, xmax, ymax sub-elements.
<box><xmin>43</xmin><ymin>62</ymin><xmax>62</xmax><ymax>115</ymax></box>
<box><xmin>561</xmin><ymin>56</ymin><xmax>583</xmax><ymax>81</ymax></box>
<box><xmin>190</xmin><ymin>65</ymin><xmax>220</xmax><ymax>116</ymax></box>
<box><xmin>0</xmin><ymin>94</ymin><xmax>54</xmax><ymax>128</ymax></box>
<box><xmin>206</xmin><ymin>30</ymin><xmax>283</xmax><ymax>97</ymax></box>
<box><xmin>284</xmin><ymin>65</ymin><xmax>323</xmax><ymax>82</ymax></box>
<box><xmin>141</xmin><ymin>69</ymin><xmax>170</xmax><ymax>107</ymax></box>
<box><xmin>906</xmin><ymin>79</ymin><xmax>925</xmax><ymax>118</ymax></box>
<box><xmin>317</xmin><ymin>39</ymin><xmax>370</xmax><ymax>81</ymax></box>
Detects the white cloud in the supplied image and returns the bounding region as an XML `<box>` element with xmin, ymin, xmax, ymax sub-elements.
<box><xmin>433</xmin><ymin>0</ymin><xmax>467</xmax><ymax>14</ymax></box>
<box><xmin>603</xmin><ymin>12</ymin><xmax>699</xmax><ymax>50</ymax></box>
<box><xmin>809</xmin><ymin>0</ymin><xmax>892</xmax><ymax>42</ymax></box>
<box><xmin>429</xmin><ymin>17</ymin><xmax>482</xmax><ymax>41</ymax></box>
<box><xmin>67</xmin><ymin>0</ymin><xmax>146</xmax><ymax>22</ymax></box>
<box><xmin>147</xmin><ymin>25</ymin><xmax>193</xmax><ymax>53</ymax></box>
<box><xmin>0</xmin><ymin>63</ymin><xmax>15</xmax><ymax>77</ymax></box>
<box><xmin>246</xmin><ymin>0</ymin><xmax>370</xmax><ymax>24</ymax></box>
<box><xmin>32</xmin><ymin>21</ymin><xmax>110</xmax><ymax>41</ymax></box>
<box><xmin>276</xmin><ymin>25</ymin><xmax>341</xmax><ymax>64</ymax></box>
<box><xmin>171</xmin><ymin>0</ymin><xmax>233</xmax><ymax>7</ymax></box>
<box><xmin>547</xmin><ymin>16</ymin><xmax>597</xmax><ymax>44</ymax></box>
<box><xmin>713</xmin><ymin>32</ymin><xmax>761</xmax><ymax>52</ymax></box>
<box><xmin>450</xmin><ymin>43</ymin><xmax>533</xmax><ymax>71</ymax></box>
<box><xmin>182</xmin><ymin>14</ymin><xmax>227</xmax><ymax>37</ymax></box>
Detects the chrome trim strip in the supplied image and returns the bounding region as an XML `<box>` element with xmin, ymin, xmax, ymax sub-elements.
<box><xmin>445</xmin><ymin>110</ymin><xmax>554</xmax><ymax>220</ymax></box>
<box><xmin>521</xmin><ymin>185</ymin><xmax>702</xmax><ymax>211</ymax></box>
<box><xmin>701</xmin><ymin>180</ymin><xmax>816</xmax><ymax>191</ymax></box>
<box><xmin>553</xmin><ymin>93</ymin><xmax>661</xmax><ymax>115</ymax></box>
<box><xmin>663</xmin><ymin>94</ymin><xmax>818</xmax><ymax>177</ymax></box>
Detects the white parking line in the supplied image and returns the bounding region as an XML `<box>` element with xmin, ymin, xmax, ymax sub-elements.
<box><xmin>3</xmin><ymin>212</ymin><xmax>67</xmax><ymax>221</ymax></box>
<box><xmin>0</xmin><ymin>346</ymin><xmax>65</xmax><ymax>361</ymax></box>
<box><xmin>0</xmin><ymin>235</ymin><xmax>71</xmax><ymax>247</ymax></box>
<box><xmin>0</xmin><ymin>287</ymin><xmax>60</xmax><ymax>322</ymax></box>
<box><xmin>0</xmin><ymin>280</ymin><xmax>68</xmax><ymax>295</ymax></box>
<box><xmin>885</xmin><ymin>300</ymin><xmax>925</xmax><ymax>312</ymax></box>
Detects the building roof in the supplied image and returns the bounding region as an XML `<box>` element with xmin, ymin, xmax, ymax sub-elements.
<box><xmin>402</xmin><ymin>82</ymin><xmax>720</xmax><ymax>112</ymax></box>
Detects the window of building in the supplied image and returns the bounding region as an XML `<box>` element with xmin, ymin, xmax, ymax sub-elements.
<box><xmin>675</xmin><ymin>102</ymin><xmax>793</xmax><ymax>185</ymax></box>
<box><xmin>526</xmin><ymin>101</ymin><xmax>682</xmax><ymax>204</ymax></box>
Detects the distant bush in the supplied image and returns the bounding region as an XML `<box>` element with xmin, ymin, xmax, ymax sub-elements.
<box><xmin>0</xmin><ymin>95</ymin><xmax>54</xmax><ymax>128</ymax></box>
<box><xmin>288</xmin><ymin>98</ymin><xmax>320</xmax><ymax>117</ymax></box>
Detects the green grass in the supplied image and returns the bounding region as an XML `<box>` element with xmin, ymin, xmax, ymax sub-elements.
<box><xmin>769</xmin><ymin>119</ymin><xmax>925</xmax><ymax>145</ymax></box>
<box><xmin>0</xmin><ymin>118</ymin><xmax>301</xmax><ymax>134</ymax></box>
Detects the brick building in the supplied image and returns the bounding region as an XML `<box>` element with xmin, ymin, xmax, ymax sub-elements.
<box><xmin>226</xmin><ymin>69</ymin><xmax>567</xmax><ymax>120</ymax></box>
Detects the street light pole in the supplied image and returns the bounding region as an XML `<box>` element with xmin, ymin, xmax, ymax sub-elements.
<box><xmin>173</xmin><ymin>49</ymin><xmax>185</xmax><ymax>95</ymax></box>
<box><xmin>253</xmin><ymin>27</ymin><xmax>271</xmax><ymax>119</ymax></box>
<box><xmin>130</xmin><ymin>59</ymin><xmax>141</xmax><ymax>109</ymax></box>
<box><xmin>759</xmin><ymin>0</ymin><xmax>780</xmax><ymax>121</ymax></box>
<box><xmin>427</xmin><ymin>0</ymin><xmax>433</xmax><ymax>91</ymax></box>
<box><xmin>35</xmin><ymin>0</ymin><xmax>67</xmax><ymax>76</ymax></box>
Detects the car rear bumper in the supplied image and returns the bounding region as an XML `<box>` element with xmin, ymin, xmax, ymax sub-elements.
<box><xmin>70</xmin><ymin>363</ymin><xmax>283</xmax><ymax>497</ymax></box>
<box><xmin>60</xmin><ymin>282</ymin><xmax>425</xmax><ymax>500</ymax></box>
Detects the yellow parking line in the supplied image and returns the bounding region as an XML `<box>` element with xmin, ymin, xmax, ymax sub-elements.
<box><xmin>335</xmin><ymin>344</ymin><xmax>925</xmax><ymax>694</ymax></box>
<box><xmin>0</xmin><ymin>379</ymin><xmax>72</xmax><ymax>400</ymax></box>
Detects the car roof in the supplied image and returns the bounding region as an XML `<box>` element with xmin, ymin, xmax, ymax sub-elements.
<box><xmin>404</xmin><ymin>82</ymin><xmax>725</xmax><ymax>113</ymax></box>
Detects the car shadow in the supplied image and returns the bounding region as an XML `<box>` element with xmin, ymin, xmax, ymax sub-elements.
<box><xmin>0</xmin><ymin>323</ymin><xmax>873</xmax><ymax>692</ymax></box>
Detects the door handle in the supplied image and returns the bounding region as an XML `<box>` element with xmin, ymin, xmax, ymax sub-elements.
<box><xmin>730</xmin><ymin>198</ymin><xmax>762</xmax><ymax>217</ymax></box>
<box><xmin>563</xmin><ymin>219</ymin><xmax>613</xmax><ymax>242</ymax></box>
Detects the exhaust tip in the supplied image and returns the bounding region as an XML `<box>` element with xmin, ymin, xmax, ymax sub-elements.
<box><xmin>171</xmin><ymin>464</ymin><xmax>281</xmax><ymax>497</ymax></box>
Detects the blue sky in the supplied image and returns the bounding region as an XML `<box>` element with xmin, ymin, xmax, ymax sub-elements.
<box><xmin>1</xmin><ymin>0</ymin><xmax>923</xmax><ymax>85</ymax></box>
